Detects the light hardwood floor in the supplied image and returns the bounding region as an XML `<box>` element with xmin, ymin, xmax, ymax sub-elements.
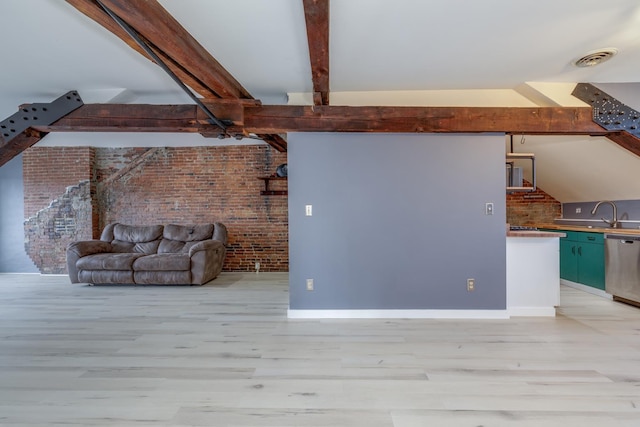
<box><xmin>1</xmin><ymin>272</ymin><xmax>639</xmax><ymax>426</ymax></box>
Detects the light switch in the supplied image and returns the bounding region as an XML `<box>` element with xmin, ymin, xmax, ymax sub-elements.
<box><xmin>485</xmin><ymin>202</ymin><xmax>494</xmax><ymax>215</ymax></box>
<box><xmin>305</xmin><ymin>205</ymin><xmax>312</xmax><ymax>216</ymax></box>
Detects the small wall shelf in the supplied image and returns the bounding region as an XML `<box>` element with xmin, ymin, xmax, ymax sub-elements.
<box><xmin>258</xmin><ymin>177</ymin><xmax>287</xmax><ymax>196</ymax></box>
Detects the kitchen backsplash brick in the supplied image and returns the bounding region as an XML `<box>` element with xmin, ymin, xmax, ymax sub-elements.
<box><xmin>506</xmin><ymin>181</ymin><xmax>561</xmax><ymax>226</ymax></box>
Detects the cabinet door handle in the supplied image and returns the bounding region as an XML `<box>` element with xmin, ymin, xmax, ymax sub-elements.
<box><xmin>587</xmin><ymin>236</ymin><xmax>595</xmax><ymax>241</ymax></box>
<box><xmin>572</xmin><ymin>246</ymin><xmax>576</xmax><ymax>255</ymax></box>
<box><xmin>578</xmin><ymin>246</ymin><xmax>582</xmax><ymax>256</ymax></box>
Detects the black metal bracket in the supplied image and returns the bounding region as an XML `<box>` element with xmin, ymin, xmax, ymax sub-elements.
<box><xmin>0</xmin><ymin>91</ymin><xmax>84</xmax><ymax>145</ymax></box>
<box><xmin>572</xmin><ymin>83</ymin><xmax>640</xmax><ymax>138</ymax></box>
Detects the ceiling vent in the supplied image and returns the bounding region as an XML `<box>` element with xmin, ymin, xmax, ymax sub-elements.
<box><xmin>573</xmin><ymin>48</ymin><xmax>618</xmax><ymax>67</ymax></box>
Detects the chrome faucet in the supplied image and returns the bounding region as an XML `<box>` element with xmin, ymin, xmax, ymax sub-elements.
<box><xmin>590</xmin><ymin>200</ymin><xmax>619</xmax><ymax>228</ymax></box>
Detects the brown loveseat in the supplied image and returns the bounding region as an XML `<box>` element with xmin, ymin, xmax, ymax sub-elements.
<box><xmin>66</xmin><ymin>222</ymin><xmax>227</xmax><ymax>285</ymax></box>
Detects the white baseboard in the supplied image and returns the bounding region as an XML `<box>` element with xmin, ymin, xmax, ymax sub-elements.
<box><xmin>560</xmin><ymin>279</ymin><xmax>612</xmax><ymax>299</ymax></box>
<box><xmin>507</xmin><ymin>307</ymin><xmax>556</xmax><ymax>317</ymax></box>
<box><xmin>287</xmin><ymin>309</ymin><xmax>509</xmax><ymax>320</ymax></box>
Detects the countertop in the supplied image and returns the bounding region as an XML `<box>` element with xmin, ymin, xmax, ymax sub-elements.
<box><xmin>507</xmin><ymin>230</ymin><xmax>566</xmax><ymax>238</ymax></box>
<box><xmin>536</xmin><ymin>223</ymin><xmax>640</xmax><ymax>236</ymax></box>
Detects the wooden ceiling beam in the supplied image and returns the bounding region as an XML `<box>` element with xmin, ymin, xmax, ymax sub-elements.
<box><xmin>65</xmin><ymin>1</ymin><xmax>288</xmax><ymax>151</ymax></box>
<box><xmin>0</xmin><ymin>130</ymin><xmax>47</xmax><ymax>168</ymax></box>
<box><xmin>605</xmin><ymin>132</ymin><xmax>640</xmax><ymax>158</ymax></box>
<box><xmin>258</xmin><ymin>134</ymin><xmax>288</xmax><ymax>152</ymax></box>
<box><xmin>303</xmin><ymin>0</ymin><xmax>330</xmax><ymax>105</ymax></box>
<box><xmin>241</xmin><ymin>105</ymin><xmax>607</xmax><ymax>134</ymax></box>
<box><xmin>66</xmin><ymin>0</ymin><xmax>216</xmax><ymax>98</ymax></box>
<box><xmin>35</xmin><ymin>103</ymin><xmax>608</xmax><ymax>135</ymax></box>
<box><xmin>66</xmin><ymin>0</ymin><xmax>251</xmax><ymax>99</ymax></box>
<box><xmin>34</xmin><ymin>104</ymin><xmax>201</xmax><ymax>133</ymax></box>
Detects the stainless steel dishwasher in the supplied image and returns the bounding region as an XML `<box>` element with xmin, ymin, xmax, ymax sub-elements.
<box><xmin>605</xmin><ymin>234</ymin><xmax>640</xmax><ymax>306</ymax></box>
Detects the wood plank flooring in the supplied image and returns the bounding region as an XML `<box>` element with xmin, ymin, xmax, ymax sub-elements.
<box><xmin>0</xmin><ymin>272</ymin><xmax>639</xmax><ymax>426</ymax></box>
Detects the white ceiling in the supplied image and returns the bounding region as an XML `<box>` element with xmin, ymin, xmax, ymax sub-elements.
<box><xmin>3</xmin><ymin>0</ymin><xmax>640</xmax><ymax>203</ymax></box>
<box><xmin>3</xmin><ymin>0</ymin><xmax>640</xmax><ymax>110</ymax></box>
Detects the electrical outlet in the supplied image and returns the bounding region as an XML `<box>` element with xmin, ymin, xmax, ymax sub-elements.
<box><xmin>467</xmin><ymin>278</ymin><xmax>475</xmax><ymax>291</ymax></box>
<box><xmin>576</xmin><ymin>207</ymin><xmax>582</xmax><ymax>214</ymax></box>
<box><xmin>255</xmin><ymin>262</ymin><xmax>260</xmax><ymax>273</ymax></box>
<box><xmin>306</xmin><ymin>278</ymin><xmax>314</xmax><ymax>291</ymax></box>
<box><xmin>305</xmin><ymin>205</ymin><xmax>313</xmax><ymax>216</ymax></box>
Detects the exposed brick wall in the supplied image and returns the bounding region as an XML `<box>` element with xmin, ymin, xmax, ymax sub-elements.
<box><xmin>24</xmin><ymin>181</ymin><xmax>94</xmax><ymax>274</ymax></box>
<box><xmin>23</xmin><ymin>147</ymin><xmax>94</xmax><ymax>218</ymax></box>
<box><xmin>22</xmin><ymin>147</ymin><xmax>95</xmax><ymax>273</ymax></box>
<box><xmin>506</xmin><ymin>181</ymin><xmax>560</xmax><ymax>226</ymax></box>
<box><xmin>23</xmin><ymin>145</ymin><xmax>289</xmax><ymax>273</ymax></box>
<box><xmin>95</xmin><ymin>145</ymin><xmax>288</xmax><ymax>272</ymax></box>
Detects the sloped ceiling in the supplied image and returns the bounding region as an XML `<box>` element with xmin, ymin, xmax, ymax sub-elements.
<box><xmin>2</xmin><ymin>1</ymin><xmax>640</xmax><ymax>203</ymax></box>
<box><xmin>513</xmin><ymin>83</ymin><xmax>640</xmax><ymax>203</ymax></box>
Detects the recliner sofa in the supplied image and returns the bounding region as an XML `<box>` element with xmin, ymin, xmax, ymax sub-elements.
<box><xmin>67</xmin><ymin>222</ymin><xmax>227</xmax><ymax>285</ymax></box>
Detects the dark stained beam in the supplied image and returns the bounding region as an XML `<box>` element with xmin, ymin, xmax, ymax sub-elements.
<box><xmin>34</xmin><ymin>104</ymin><xmax>201</xmax><ymax>133</ymax></box>
<box><xmin>65</xmin><ymin>0</ymin><xmax>287</xmax><ymax>151</ymax></box>
<box><xmin>36</xmin><ymin>103</ymin><xmax>608</xmax><ymax>135</ymax></box>
<box><xmin>66</xmin><ymin>0</ymin><xmax>251</xmax><ymax>99</ymax></box>
<box><xmin>241</xmin><ymin>105</ymin><xmax>607</xmax><ymax>134</ymax></box>
<box><xmin>303</xmin><ymin>0</ymin><xmax>330</xmax><ymax>105</ymax></box>
<box><xmin>66</xmin><ymin>0</ymin><xmax>216</xmax><ymax>98</ymax></box>
<box><xmin>0</xmin><ymin>130</ymin><xmax>47</xmax><ymax>167</ymax></box>
<box><xmin>258</xmin><ymin>134</ymin><xmax>288</xmax><ymax>152</ymax></box>
<box><xmin>605</xmin><ymin>132</ymin><xmax>640</xmax><ymax>158</ymax></box>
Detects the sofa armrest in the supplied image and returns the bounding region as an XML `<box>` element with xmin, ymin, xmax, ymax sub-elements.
<box><xmin>66</xmin><ymin>240</ymin><xmax>113</xmax><ymax>283</ymax></box>
<box><xmin>189</xmin><ymin>240</ymin><xmax>226</xmax><ymax>284</ymax></box>
<box><xmin>188</xmin><ymin>239</ymin><xmax>224</xmax><ymax>256</ymax></box>
<box><xmin>212</xmin><ymin>222</ymin><xmax>228</xmax><ymax>245</ymax></box>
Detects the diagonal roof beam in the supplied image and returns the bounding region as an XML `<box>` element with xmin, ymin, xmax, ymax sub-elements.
<box><xmin>83</xmin><ymin>0</ymin><xmax>252</xmax><ymax>99</ymax></box>
<box><xmin>67</xmin><ymin>0</ymin><xmax>215</xmax><ymax>98</ymax></box>
<box><xmin>604</xmin><ymin>132</ymin><xmax>640</xmax><ymax>158</ymax></box>
<box><xmin>0</xmin><ymin>130</ymin><xmax>47</xmax><ymax>168</ymax></box>
<box><xmin>65</xmin><ymin>0</ymin><xmax>287</xmax><ymax>151</ymax></box>
<box><xmin>94</xmin><ymin>0</ymin><xmax>229</xmax><ymax>132</ymax></box>
<box><xmin>571</xmin><ymin>83</ymin><xmax>640</xmax><ymax>158</ymax></box>
<box><xmin>303</xmin><ymin>0</ymin><xmax>330</xmax><ymax>105</ymax></box>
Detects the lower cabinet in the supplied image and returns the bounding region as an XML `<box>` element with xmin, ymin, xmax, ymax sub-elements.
<box><xmin>560</xmin><ymin>238</ymin><xmax>578</xmax><ymax>282</ymax></box>
<box><xmin>558</xmin><ymin>231</ymin><xmax>605</xmax><ymax>290</ymax></box>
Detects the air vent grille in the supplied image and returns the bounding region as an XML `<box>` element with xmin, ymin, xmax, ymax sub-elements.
<box><xmin>574</xmin><ymin>49</ymin><xmax>617</xmax><ymax>67</ymax></box>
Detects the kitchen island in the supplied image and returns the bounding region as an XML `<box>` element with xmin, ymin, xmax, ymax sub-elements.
<box><xmin>507</xmin><ymin>229</ymin><xmax>565</xmax><ymax>317</ymax></box>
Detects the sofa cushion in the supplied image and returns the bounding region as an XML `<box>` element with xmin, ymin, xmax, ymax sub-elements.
<box><xmin>111</xmin><ymin>240</ymin><xmax>161</xmax><ymax>254</ymax></box>
<box><xmin>164</xmin><ymin>224</ymin><xmax>213</xmax><ymax>241</ymax></box>
<box><xmin>134</xmin><ymin>270</ymin><xmax>191</xmax><ymax>285</ymax></box>
<box><xmin>158</xmin><ymin>239</ymin><xmax>187</xmax><ymax>254</ymax></box>
<box><xmin>158</xmin><ymin>224</ymin><xmax>214</xmax><ymax>254</ymax></box>
<box><xmin>108</xmin><ymin>224</ymin><xmax>163</xmax><ymax>253</ymax></box>
<box><xmin>133</xmin><ymin>254</ymin><xmax>190</xmax><ymax>271</ymax></box>
<box><xmin>78</xmin><ymin>270</ymin><xmax>134</xmax><ymax>284</ymax></box>
<box><xmin>77</xmin><ymin>253</ymin><xmax>145</xmax><ymax>270</ymax></box>
<box><xmin>114</xmin><ymin>223</ymin><xmax>164</xmax><ymax>242</ymax></box>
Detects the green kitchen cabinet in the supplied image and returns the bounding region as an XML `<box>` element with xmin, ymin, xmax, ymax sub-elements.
<box><xmin>559</xmin><ymin>238</ymin><xmax>578</xmax><ymax>282</ymax></box>
<box><xmin>557</xmin><ymin>230</ymin><xmax>605</xmax><ymax>290</ymax></box>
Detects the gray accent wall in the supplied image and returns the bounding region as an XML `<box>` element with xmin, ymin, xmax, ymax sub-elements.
<box><xmin>0</xmin><ymin>155</ymin><xmax>38</xmax><ymax>273</ymax></box>
<box><xmin>288</xmin><ymin>133</ymin><xmax>506</xmax><ymax>310</ymax></box>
